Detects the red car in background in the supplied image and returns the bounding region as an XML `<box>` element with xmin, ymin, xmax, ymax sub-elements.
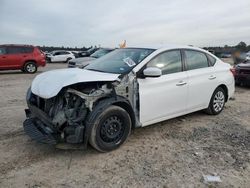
<box><xmin>0</xmin><ymin>44</ymin><xmax>46</xmax><ymax>73</ymax></box>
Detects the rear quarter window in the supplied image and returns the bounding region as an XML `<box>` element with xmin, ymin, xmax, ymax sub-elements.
<box><xmin>23</xmin><ymin>47</ymin><xmax>34</xmax><ymax>53</ymax></box>
<box><xmin>207</xmin><ymin>54</ymin><xmax>217</xmax><ymax>66</ymax></box>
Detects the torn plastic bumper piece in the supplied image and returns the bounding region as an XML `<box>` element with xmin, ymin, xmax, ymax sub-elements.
<box><xmin>23</xmin><ymin>118</ymin><xmax>59</xmax><ymax>145</ymax></box>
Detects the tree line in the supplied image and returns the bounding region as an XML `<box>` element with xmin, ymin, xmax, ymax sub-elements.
<box><xmin>38</xmin><ymin>45</ymin><xmax>98</xmax><ymax>52</ymax></box>
<box><xmin>38</xmin><ymin>42</ymin><xmax>250</xmax><ymax>55</ymax></box>
<box><xmin>204</xmin><ymin>41</ymin><xmax>250</xmax><ymax>56</ymax></box>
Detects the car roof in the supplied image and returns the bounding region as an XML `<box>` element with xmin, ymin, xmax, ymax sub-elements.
<box><xmin>125</xmin><ymin>44</ymin><xmax>206</xmax><ymax>52</ymax></box>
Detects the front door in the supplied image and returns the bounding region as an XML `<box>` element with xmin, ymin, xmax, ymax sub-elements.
<box><xmin>138</xmin><ymin>50</ymin><xmax>188</xmax><ymax>126</ymax></box>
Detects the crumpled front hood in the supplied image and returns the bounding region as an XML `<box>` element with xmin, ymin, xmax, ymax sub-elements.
<box><xmin>31</xmin><ymin>68</ymin><xmax>120</xmax><ymax>99</ymax></box>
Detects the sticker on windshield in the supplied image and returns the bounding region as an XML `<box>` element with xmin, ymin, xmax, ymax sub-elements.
<box><xmin>123</xmin><ymin>57</ymin><xmax>136</xmax><ymax>67</ymax></box>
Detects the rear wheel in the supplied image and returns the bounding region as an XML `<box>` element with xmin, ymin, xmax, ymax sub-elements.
<box><xmin>89</xmin><ymin>105</ymin><xmax>131</xmax><ymax>152</ymax></box>
<box><xmin>24</xmin><ymin>62</ymin><xmax>37</xmax><ymax>73</ymax></box>
<box><xmin>205</xmin><ymin>87</ymin><xmax>226</xmax><ymax>115</ymax></box>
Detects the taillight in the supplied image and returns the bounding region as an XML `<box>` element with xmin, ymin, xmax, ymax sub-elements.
<box><xmin>230</xmin><ymin>67</ymin><xmax>236</xmax><ymax>76</ymax></box>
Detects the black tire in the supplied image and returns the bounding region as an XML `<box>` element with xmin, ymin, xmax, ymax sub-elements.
<box><xmin>89</xmin><ymin>105</ymin><xmax>131</xmax><ymax>152</ymax></box>
<box><xmin>23</xmin><ymin>62</ymin><xmax>37</xmax><ymax>73</ymax></box>
<box><xmin>205</xmin><ymin>87</ymin><xmax>226</xmax><ymax>115</ymax></box>
<box><xmin>66</xmin><ymin>58</ymin><xmax>72</xmax><ymax>63</ymax></box>
<box><xmin>21</xmin><ymin>68</ymin><xmax>26</xmax><ymax>72</ymax></box>
<box><xmin>46</xmin><ymin>58</ymin><xmax>51</xmax><ymax>63</ymax></box>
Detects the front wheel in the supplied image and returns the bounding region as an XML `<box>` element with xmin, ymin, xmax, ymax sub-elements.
<box><xmin>205</xmin><ymin>87</ymin><xmax>226</xmax><ymax>115</ymax></box>
<box><xmin>66</xmin><ymin>58</ymin><xmax>72</xmax><ymax>63</ymax></box>
<box><xmin>89</xmin><ymin>105</ymin><xmax>131</xmax><ymax>152</ymax></box>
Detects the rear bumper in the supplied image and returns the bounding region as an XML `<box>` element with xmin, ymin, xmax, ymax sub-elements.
<box><xmin>38</xmin><ymin>58</ymin><xmax>46</xmax><ymax>67</ymax></box>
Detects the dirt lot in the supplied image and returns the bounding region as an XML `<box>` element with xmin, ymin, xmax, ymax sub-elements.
<box><xmin>0</xmin><ymin>62</ymin><xmax>250</xmax><ymax>188</ymax></box>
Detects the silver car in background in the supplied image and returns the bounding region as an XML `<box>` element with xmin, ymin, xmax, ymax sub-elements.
<box><xmin>68</xmin><ymin>48</ymin><xmax>114</xmax><ymax>68</ymax></box>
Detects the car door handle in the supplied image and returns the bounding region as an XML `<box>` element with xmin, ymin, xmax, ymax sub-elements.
<box><xmin>208</xmin><ymin>75</ymin><xmax>216</xmax><ymax>80</ymax></box>
<box><xmin>176</xmin><ymin>81</ymin><xmax>187</xmax><ymax>86</ymax></box>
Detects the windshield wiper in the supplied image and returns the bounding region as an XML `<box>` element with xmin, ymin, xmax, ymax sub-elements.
<box><xmin>86</xmin><ymin>68</ymin><xmax>106</xmax><ymax>73</ymax></box>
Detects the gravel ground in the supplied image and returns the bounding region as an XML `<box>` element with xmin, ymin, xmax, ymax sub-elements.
<box><xmin>0</xmin><ymin>62</ymin><xmax>250</xmax><ymax>188</ymax></box>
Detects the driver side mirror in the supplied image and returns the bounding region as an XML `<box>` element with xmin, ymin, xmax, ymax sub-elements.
<box><xmin>143</xmin><ymin>67</ymin><xmax>162</xmax><ymax>78</ymax></box>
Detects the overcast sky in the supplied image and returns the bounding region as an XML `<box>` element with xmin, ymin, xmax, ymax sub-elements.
<box><xmin>0</xmin><ymin>0</ymin><xmax>250</xmax><ymax>48</ymax></box>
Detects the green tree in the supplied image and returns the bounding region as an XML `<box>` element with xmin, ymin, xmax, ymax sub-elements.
<box><xmin>236</xmin><ymin>41</ymin><xmax>247</xmax><ymax>51</ymax></box>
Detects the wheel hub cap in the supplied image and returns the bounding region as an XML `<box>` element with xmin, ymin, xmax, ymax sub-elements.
<box><xmin>27</xmin><ymin>64</ymin><xmax>35</xmax><ymax>72</ymax></box>
<box><xmin>213</xmin><ymin>91</ymin><xmax>225</xmax><ymax>112</ymax></box>
<box><xmin>100</xmin><ymin>116</ymin><xmax>124</xmax><ymax>143</ymax></box>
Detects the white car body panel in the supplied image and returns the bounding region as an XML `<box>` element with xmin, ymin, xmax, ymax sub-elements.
<box><xmin>31</xmin><ymin>68</ymin><xmax>120</xmax><ymax>99</ymax></box>
<box><xmin>186</xmin><ymin>66</ymin><xmax>217</xmax><ymax>110</ymax></box>
<box><xmin>50</xmin><ymin>51</ymin><xmax>75</xmax><ymax>62</ymax></box>
<box><xmin>135</xmin><ymin>47</ymin><xmax>235</xmax><ymax>127</ymax></box>
<box><xmin>138</xmin><ymin>72</ymin><xmax>188</xmax><ymax>126</ymax></box>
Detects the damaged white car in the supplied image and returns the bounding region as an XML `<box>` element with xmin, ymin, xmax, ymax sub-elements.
<box><xmin>24</xmin><ymin>45</ymin><xmax>235</xmax><ymax>152</ymax></box>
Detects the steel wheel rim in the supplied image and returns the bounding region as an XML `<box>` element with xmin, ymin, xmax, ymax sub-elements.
<box><xmin>100</xmin><ymin>115</ymin><xmax>124</xmax><ymax>143</ymax></box>
<box><xmin>27</xmin><ymin>64</ymin><xmax>36</xmax><ymax>72</ymax></box>
<box><xmin>213</xmin><ymin>91</ymin><xmax>225</xmax><ymax>112</ymax></box>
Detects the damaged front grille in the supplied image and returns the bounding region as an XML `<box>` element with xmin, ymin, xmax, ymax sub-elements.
<box><xmin>26</xmin><ymin>83</ymin><xmax>113</xmax><ymax>145</ymax></box>
<box><xmin>27</xmin><ymin>90</ymin><xmax>88</xmax><ymax>144</ymax></box>
<box><xmin>23</xmin><ymin>118</ymin><xmax>58</xmax><ymax>145</ymax></box>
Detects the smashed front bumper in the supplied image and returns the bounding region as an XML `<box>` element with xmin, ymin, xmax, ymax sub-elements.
<box><xmin>23</xmin><ymin>117</ymin><xmax>58</xmax><ymax>145</ymax></box>
<box><xmin>23</xmin><ymin>88</ymin><xmax>87</xmax><ymax>147</ymax></box>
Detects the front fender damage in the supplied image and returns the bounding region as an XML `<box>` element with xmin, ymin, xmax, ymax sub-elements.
<box><xmin>24</xmin><ymin>74</ymin><xmax>140</xmax><ymax>149</ymax></box>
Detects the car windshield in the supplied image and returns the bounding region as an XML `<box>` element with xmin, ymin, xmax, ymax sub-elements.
<box><xmin>86</xmin><ymin>48</ymin><xmax>155</xmax><ymax>74</ymax></box>
<box><xmin>87</xmin><ymin>48</ymin><xmax>96</xmax><ymax>53</ymax></box>
<box><xmin>90</xmin><ymin>49</ymin><xmax>112</xmax><ymax>58</ymax></box>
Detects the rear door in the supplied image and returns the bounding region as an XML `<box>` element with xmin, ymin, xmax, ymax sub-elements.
<box><xmin>138</xmin><ymin>50</ymin><xmax>188</xmax><ymax>126</ymax></box>
<box><xmin>62</xmin><ymin>51</ymin><xmax>72</xmax><ymax>61</ymax></box>
<box><xmin>184</xmin><ymin>50</ymin><xmax>217</xmax><ymax>111</ymax></box>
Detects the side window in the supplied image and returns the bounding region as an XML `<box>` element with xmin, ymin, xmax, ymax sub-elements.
<box><xmin>147</xmin><ymin>50</ymin><xmax>182</xmax><ymax>75</ymax></box>
<box><xmin>207</xmin><ymin>54</ymin><xmax>216</xmax><ymax>66</ymax></box>
<box><xmin>7</xmin><ymin>47</ymin><xmax>23</xmax><ymax>54</ymax></box>
<box><xmin>59</xmin><ymin>51</ymin><xmax>69</xmax><ymax>55</ymax></box>
<box><xmin>0</xmin><ymin>47</ymin><xmax>6</xmax><ymax>55</ymax></box>
<box><xmin>185</xmin><ymin>50</ymin><xmax>209</xmax><ymax>70</ymax></box>
<box><xmin>23</xmin><ymin>47</ymin><xmax>34</xmax><ymax>53</ymax></box>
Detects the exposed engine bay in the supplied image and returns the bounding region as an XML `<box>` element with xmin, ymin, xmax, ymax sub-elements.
<box><xmin>24</xmin><ymin>74</ymin><xmax>139</xmax><ymax>148</ymax></box>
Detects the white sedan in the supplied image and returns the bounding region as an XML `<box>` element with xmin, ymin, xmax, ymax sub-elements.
<box><xmin>47</xmin><ymin>50</ymin><xmax>75</xmax><ymax>63</ymax></box>
<box><xmin>24</xmin><ymin>45</ymin><xmax>235</xmax><ymax>152</ymax></box>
